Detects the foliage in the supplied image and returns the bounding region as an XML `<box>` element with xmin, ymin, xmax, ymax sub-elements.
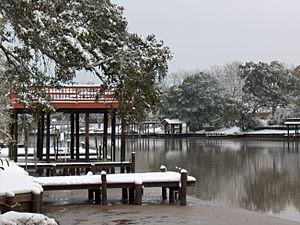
<box><xmin>0</xmin><ymin>0</ymin><xmax>171</xmax><ymax>121</ymax></box>
<box><xmin>239</xmin><ymin>61</ymin><xmax>297</xmax><ymax>115</ymax></box>
<box><xmin>160</xmin><ymin>72</ymin><xmax>226</xmax><ymax>131</ymax></box>
<box><xmin>158</xmin><ymin>61</ymin><xmax>300</xmax><ymax>131</ymax></box>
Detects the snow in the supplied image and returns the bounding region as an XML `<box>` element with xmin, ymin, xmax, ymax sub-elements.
<box><xmin>33</xmin><ymin>171</ymin><xmax>196</xmax><ymax>186</ymax></box>
<box><xmin>0</xmin><ymin>211</ymin><xmax>57</xmax><ymax>225</ymax></box>
<box><xmin>0</xmin><ymin>160</ymin><xmax>43</xmax><ymax>197</ymax></box>
<box><xmin>247</xmin><ymin>129</ymin><xmax>288</xmax><ymax>134</ymax></box>
<box><xmin>208</xmin><ymin>126</ymin><xmax>242</xmax><ymax>135</ymax></box>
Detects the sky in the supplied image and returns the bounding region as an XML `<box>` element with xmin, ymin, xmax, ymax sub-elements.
<box><xmin>76</xmin><ymin>0</ymin><xmax>300</xmax><ymax>83</ymax></box>
<box><xmin>113</xmin><ymin>0</ymin><xmax>300</xmax><ymax>73</ymax></box>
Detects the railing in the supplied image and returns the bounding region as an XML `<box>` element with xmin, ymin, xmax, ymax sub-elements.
<box><xmin>47</xmin><ymin>86</ymin><xmax>115</xmax><ymax>102</ymax></box>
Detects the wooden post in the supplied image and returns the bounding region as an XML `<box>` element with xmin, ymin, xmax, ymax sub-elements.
<box><xmin>85</xmin><ymin>112</ymin><xmax>89</xmax><ymax>160</ymax></box>
<box><xmin>70</xmin><ymin>112</ymin><xmax>75</xmax><ymax>160</ymax></box>
<box><xmin>91</xmin><ymin>164</ymin><xmax>96</xmax><ymax>174</ymax></box>
<box><xmin>169</xmin><ymin>188</ymin><xmax>175</xmax><ymax>203</ymax></box>
<box><xmin>88</xmin><ymin>189</ymin><xmax>94</xmax><ymax>201</ymax></box>
<box><xmin>40</xmin><ymin>112</ymin><xmax>45</xmax><ymax>160</ymax></box>
<box><xmin>129</xmin><ymin>188</ymin><xmax>135</xmax><ymax>204</ymax></box>
<box><xmin>103</xmin><ymin>112</ymin><xmax>108</xmax><ymax>159</ymax></box>
<box><xmin>95</xmin><ymin>189</ymin><xmax>101</xmax><ymax>204</ymax></box>
<box><xmin>32</xmin><ymin>192</ymin><xmax>42</xmax><ymax>213</ymax></box>
<box><xmin>180</xmin><ymin>169</ymin><xmax>188</xmax><ymax>206</ymax></box>
<box><xmin>120</xmin><ymin>118</ymin><xmax>128</xmax><ymax>200</ymax></box>
<box><xmin>6</xmin><ymin>193</ymin><xmax>15</xmax><ymax>208</ymax></box>
<box><xmin>46</xmin><ymin>113</ymin><xmax>51</xmax><ymax>163</ymax></box>
<box><xmin>111</xmin><ymin>111</ymin><xmax>116</xmax><ymax>161</ymax></box>
<box><xmin>12</xmin><ymin>110</ymin><xmax>18</xmax><ymax>162</ymax></box>
<box><xmin>101</xmin><ymin>171</ymin><xmax>108</xmax><ymax>205</ymax></box>
<box><xmin>160</xmin><ymin>165</ymin><xmax>167</xmax><ymax>201</ymax></box>
<box><xmin>75</xmin><ymin>112</ymin><xmax>80</xmax><ymax>160</ymax></box>
<box><xmin>135</xmin><ymin>181</ymin><xmax>143</xmax><ymax>205</ymax></box>
<box><xmin>37</xmin><ymin>116</ymin><xmax>41</xmax><ymax>160</ymax></box>
<box><xmin>131</xmin><ymin>152</ymin><xmax>136</xmax><ymax>173</ymax></box>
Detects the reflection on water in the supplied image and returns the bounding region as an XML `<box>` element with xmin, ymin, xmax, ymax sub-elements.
<box><xmin>124</xmin><ymin>138</ymin><xmax>300</xmax><ymax>221</ymax></box>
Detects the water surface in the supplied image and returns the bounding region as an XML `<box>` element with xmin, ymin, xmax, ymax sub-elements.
<box><xmin>122</xmin><ymin>138</ymin><xmax>300</xmax><ymax>222</ymax></box>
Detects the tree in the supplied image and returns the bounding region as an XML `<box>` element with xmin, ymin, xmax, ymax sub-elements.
<box><xmin>159</xmin><ymin>72</ymin><xmax>227</xmax><ymax>131</ymax></box>
<box><xmin>0</xmin><ymin>0</ymin><xmax>171</xmax><ymax>121</ymax></box>
<box><xmin>239</xmin><ymin>61</ymin><xmax>297</xmax><ymax>115</ymax></box>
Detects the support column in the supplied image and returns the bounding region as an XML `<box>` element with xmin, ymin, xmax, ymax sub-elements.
<box><xmin>103</xmin><ymin>112</ymin><xmax>108</xmax><ymax>159</ymax></box>
<box><xmin>37</xmin><ymin>117</ymin><xmax>41</xmax><ymax>160</ymax></box>
<box><xmin>9</xmin><ymin>110</ymin><xmax>18</xmax><ymax>162</ymax></box>
<box><xmin>46</xmin><ymin>113</ymin><xmax>51</xmax><ymax>163</ymax></box>
<box><xmin>70</xmin><ymin>112</ymin><xmax>75</xmax><ymax>160</ymax></box>
<box><xmin>75</xmin><ymin>112</ymin><xmax>80</xmax><ymax>160</ymax></box>
<box><xmin>37</xmin><ymin>113</ymin><xmax>45</xmax><ymax>160</ymax></box>
<box><xmin>85</xmin><ymin>112</ymin><xmax>89</xmax><ymax>160</ymax></box>
<box><xmin>111</xmin><ymin>111</ymin><xmax>116</xmax><ymax>161</ymax></box>
<box><xmin>120</xmin><ymin>118</ymin><xmax>127</xmax><ymax>200</ymax></box>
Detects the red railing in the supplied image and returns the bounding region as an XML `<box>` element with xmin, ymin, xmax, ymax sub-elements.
<box><xmin>46</xmin><ymin>86</ymin><xmax>115</xmax><ymax>102</ymax></box>
<box><xmin>9</xmin><ymin>85</ymin><xmax>119</xmax><ymax>109</ymax></box>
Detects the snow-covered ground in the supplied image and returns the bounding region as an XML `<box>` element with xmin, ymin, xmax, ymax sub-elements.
<box><xmin>0</xmin><ymin>211</ymin><xmax>57</xmax><ymax>225</ymax></box>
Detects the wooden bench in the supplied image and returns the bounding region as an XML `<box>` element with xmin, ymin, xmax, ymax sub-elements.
<box><xmin>17</xmin><ymin>153</ymin><xmax>136</xmax><ymax>176</ymax></box>
<box><xmin>34</xmin><ymin>167</ymin><xmax>196</xmax><ymax>206</ymax></box>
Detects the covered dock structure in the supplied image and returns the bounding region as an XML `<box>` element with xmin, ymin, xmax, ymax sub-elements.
<box><xmin>8</xmin><ymin>85</ymin><xmax>122</xmax><ymax>163</ymax></box>
<box><xmin>284</xmin><ymin>118</ymin><xmax>300</xmax><ymax>141</ymax></box>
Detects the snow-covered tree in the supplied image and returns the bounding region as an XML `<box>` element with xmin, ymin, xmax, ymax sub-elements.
<box><xmin>239</xmin><ymin>61</ymin><xmax>297</xmax><ymax>115</ymax></box>
<box><xmin>209</xmin><ymin>61</ymin><xmax>244</xmax><ymax>99</ymax></box>
<box><xmin>0</xmin><ymin>0</ymin><xmax>171</xmax><ymax>121</ymax></box>
<box><xmin>160</xmin><ymin>72</ymin><xmax>227</xmax><ymax>131</ymax></box>
<box><xmin>0</xmin><ymin>53</ymin><xmax>12</xmax><ymax>141</ymax></box>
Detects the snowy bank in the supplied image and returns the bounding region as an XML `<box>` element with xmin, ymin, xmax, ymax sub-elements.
<box><xmin>0</xmin><ymin>211</ymin><xmax>57</xmax><ymax>225</ymax></box>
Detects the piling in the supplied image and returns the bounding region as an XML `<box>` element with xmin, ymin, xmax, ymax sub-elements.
<box><xmin>160</xmin><ymin>165</ymin><xmax>167</xmax><ymax>201</ymax></box>
<box><xmin>101</xmin><ymin>171</ymin><xmax>108</xmax><ymax>205</ymax></box>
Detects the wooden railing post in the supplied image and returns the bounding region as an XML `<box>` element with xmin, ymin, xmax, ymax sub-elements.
<box><xmin>180</xmin><ymin>169</ymin><xmax>188</xmax><ymax>206</ymax></box>
<box><xmin>160</xmin><ymin>165</ymin><xmax>167</xmax><ymax>201</ymax></box>
<box><xmin>101</xmin><ymin>171</ymin><xmax>108</xmax><ymax>205</ymax></box>
<box><xmin>135</xmin><ymin>180</ymin><xmax>143</xmax><ymax>205</ymax></box>
<box><xmin>32</xmin><ymin>192</ymin><xmax>42</xmax><ymax>213</ymax></box>
<box><xmin>131</xmin><ymin>152</ymin><xmax>136</xmax><ymax>173</ymax></box>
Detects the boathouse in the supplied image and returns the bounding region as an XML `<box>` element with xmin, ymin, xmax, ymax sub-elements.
<box><xmin>161</xmin><ymin>119</ymin><xmax>186</xmax><ymax>134</ymax></box>
<box><xmin>8</xmin><ymin>85</ymin><xmax>121</xmax><ymax>162</ymax></box>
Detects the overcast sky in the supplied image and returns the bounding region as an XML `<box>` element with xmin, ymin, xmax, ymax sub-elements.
<box><xmin>113</xmin><ymin>0</ymin><xmax>300</xmax><ymax>73</ymax></box>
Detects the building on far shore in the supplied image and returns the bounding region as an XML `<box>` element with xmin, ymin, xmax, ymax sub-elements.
<box><xmin>161</xmin><ymin>119</ymin><xmax>188</xmax><ymax>134</ymax></box>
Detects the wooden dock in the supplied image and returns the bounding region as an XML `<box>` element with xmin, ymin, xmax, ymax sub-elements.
<box><xmin>34</xmin><ymin>167</ymin><xmax>196</xmax><ymax>206</ymax></box>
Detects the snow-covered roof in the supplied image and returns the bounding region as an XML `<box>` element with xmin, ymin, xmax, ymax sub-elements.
<box><xmin>161</xmin><ymin>119</ymin><xmax>185</xmax><ymax>125</ymax></box>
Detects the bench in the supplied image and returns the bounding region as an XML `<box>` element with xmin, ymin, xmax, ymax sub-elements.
<box><xmin>17</xmin><ymin>153</ymin><xmax>136</xmax><ymax>176</ymax></box>
<box><xmin>33</xmin><ymin>167</ymin><xmax>196</xmax><ymax>206</ymax></box>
